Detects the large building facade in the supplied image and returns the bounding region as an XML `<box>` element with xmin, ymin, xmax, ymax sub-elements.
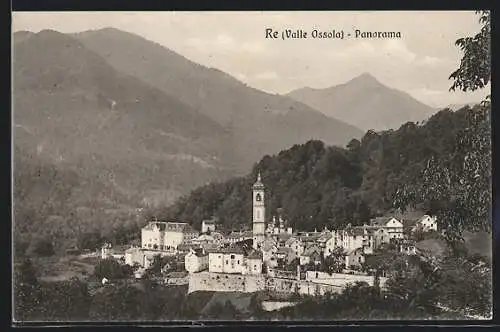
<box><xmin>141</xmin><ymin>220</ymin><xmax>199</xmax><ymax>252</ymax></box>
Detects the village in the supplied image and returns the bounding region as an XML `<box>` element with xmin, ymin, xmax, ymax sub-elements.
<box><xmin>97</xmin><ymin>173</ymin><xmax>439</xmax><ymax>298</ymax></box>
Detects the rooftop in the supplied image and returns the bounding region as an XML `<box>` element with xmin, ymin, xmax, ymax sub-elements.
<box><xmin>370</xmin><ymin>216</ymin><xmax>401</xmax><ymax>227</ymax></box>
<box><xmin>246</xmin><ymin>249</ymin><xmax>263</xmax><ymax>259</ymax></box>
<box><xmin>143</xmin><ymin>221</ymin><xmax>197</xmax><ymax>233</ymax></box>
<box><xmin>207</xmin><ymin>246</ymin><xmax>246</xmax><ymax>255</ymax></box>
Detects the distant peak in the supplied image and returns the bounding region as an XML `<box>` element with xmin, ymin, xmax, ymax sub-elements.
<box><xmin>352</xmin><ymin>72</ymin><xmax>379</xmax><ymax>82</ymax></box>
<box><xmin>344</xmin><ymin>72</ymin><xmax>385</xmax><ymax>89</ymax></box>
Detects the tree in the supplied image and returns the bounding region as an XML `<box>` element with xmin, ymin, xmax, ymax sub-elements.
<box><xmin>77</xmin><ymin>231</ymin><xmax>103</xmax><ymax>251</ymax></box>
<box><xmin>323</xmin><ymin>247</ymin><xmax>346</xmax><ymax>273</ymax></box>
<box><xmin>38</xmin><ymin>278</ymin><xmax>91</xmax><ymax>321</ymax></box>
<box><xmin>27</xmin><ymin>236</ymin><xmax>55</xmax><ymax>257</ymax></box>
<box><xmin>93</xmin><ymin>258</ymin><xmax>132</xmax><ymax>280</ymax></box>
<box><xmin>13</xmin><ymin>258</ymin><xmax>41</xmax><ymax>321</ymax></box>
<box><xmin>89</xmin><ymin>284</ymin><xmax>143</xmax><ymax>321</ymax></box>
<box><xmin>394</xmin><ymin>106</ymin><xmax>491</xmax><ymax>245</ymax></box>
<box><xmin>449</xmin><ymin>11</ymin><xmax>491</xmax><ymax>105</ymax></box>
<box><xmin>392</xmin><ymin>13</ymin><xmax>492</xmax><ymax>244</ymax></box>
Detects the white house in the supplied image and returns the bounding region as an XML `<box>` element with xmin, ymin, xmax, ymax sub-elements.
<box><xmin>185</xmin><ymin>248</ymin><xmax>209</xmax><ymax>273</ymax></box>
<box><xmin>416</xmin><ymin>215</ymin><xmax>438</xmax><ymax>232</ymax></box>
<box><xmin>368</xmin><ymin>217</ymin><xmax>404</xmax><ymax>240</ymax></box>
<box><xmin>208</xmin><ymin>246</ymin><xmax>246</xmax><ymax>274</ymax></box>
<box><xmin>245</xmin><ymin>250</ymin><xmax>263</xmax><ymax>275</ymax></box>
<box><xmin>201</xmin><ymin>219</ymin><xmax>217</xmax><ymax>234</ymax></box>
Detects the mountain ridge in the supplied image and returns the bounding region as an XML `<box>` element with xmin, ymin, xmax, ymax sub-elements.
<box><xmin>287</xmin><ymin>73</ymin><xmax>436</xmax><ymax>131</ymax></box>
<box><xmin>73</xmin><ymin>27</ymin><xmax>364</xmax><ymax>171</ymax></box>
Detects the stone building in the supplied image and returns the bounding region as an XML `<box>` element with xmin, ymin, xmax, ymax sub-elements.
<box><xmin>185</xmin><ymin>248</ymin><xmax>209</xmax><ymax>273</ymax></box>
<box><xmin>208</xmin><ymin>246</ymin><xmax>246</xmax><ymax>274</ymax></box>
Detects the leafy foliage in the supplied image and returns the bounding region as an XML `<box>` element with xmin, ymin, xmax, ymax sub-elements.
<box><xmin>394</xmin><ymin>105</ymin><xmax>491</xmax><ymax>245</ymax></box>
<box><xmin>160</xmin><ymin>107</ymin><xmax>490</xmax><ymax>245</ymax></box>
<box><xmin>93</xmin><ymin>258</ymin><xmax>133</xmax><ymax>281</ymax></box>
<box><xmin>449</xmin><ymin>11</ymin><xmax>491</xmax><ymax>101</ymax></box>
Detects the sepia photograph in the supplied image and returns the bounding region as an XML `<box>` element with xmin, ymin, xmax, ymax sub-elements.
<box><xmin>12</xmin><ymin>10</ymin><xmax>492</xmax><ymax>323</ymax></box>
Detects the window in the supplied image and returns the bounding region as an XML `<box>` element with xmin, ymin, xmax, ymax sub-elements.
<box><xmin>256</xmin><ymin>193</ymin><xmax>262</xmax><ymax>202</ymax></box>
<box><xmin>226</xmin><ymin>260</ymin><xmax>228</xmax><ymax>264</ymax></box>
<box><xmin>254</xmin><ymin>265</ymin><xmax>257</xmax><ymax>270</ymax></box>
<box><xmin>316</xmin><ymin>272</ymin><xmax>319</xmax><ymax>278</ymax></box>
<box><xmin>237</xmin><ymin>260</ymin><xmax>240</xmax><ymax>264</ymax></box>
<box><xmin>231</xmin><ymin>255</ymin><xmax>235</xmax><ymax>259</ymax></box>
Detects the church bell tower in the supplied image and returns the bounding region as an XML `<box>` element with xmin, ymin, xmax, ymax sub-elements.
<box><xmin>252</xmin><ymin>172</ymin><xmax>266</xmax><ymax>250</ymax></box>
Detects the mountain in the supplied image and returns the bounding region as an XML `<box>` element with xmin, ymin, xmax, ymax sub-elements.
<box><xmin>158</xmin><ymin>106</ymin><xmax>489</xmax><ymax>234</ymax></box>
<box><xmin>13</xmin><ymin>30</ymin><xmax>35</xmax><ymax>44</ymax></box>
<box><xmin>74</xmin><ymin>28</ymin><xmax>363</xmax><ymax>171</ymax></box>
<box><xmin>287</xmin><ymin>73</ymin><xmax>436</xmax><ymax>131</ymax></box>
<box><xmin>13</xmin><ymin>30</ymin><xmax>239</xmax><ymax>244</ymax></box>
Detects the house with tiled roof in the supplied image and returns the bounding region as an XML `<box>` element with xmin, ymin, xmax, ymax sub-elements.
<box><xmin>276</xmin><ymin>246</ymin><xmax>296</xmax><ymax>264</ymax></box>
<box><xmin>245</xmin><ymin>249</ymin><xmax>263</xmax><ymax>275</ymax></box>
<box><xmin>413</xmin><ymin>215</ymin><xmax>438</xmax><ymax>232</ymax></box>
<box><xmin>192</xmin><ymin>234</ymin><xmax>215</xmax><ymax>245</ymax></box>
<box><xmin>300</xmin><ymin>243</ymin><xmax>323</xmax><ymax>265</ymax></box>
<box><xmin>185</xmin><ymin>247</ymin><xmax>209</xmax><ymax>273</ymax></box>
<box><xmin>345</xmin><ymin>247</ymin><xmax>365</xmax><ymax>269</ymax></box>
<box><xmin>177</xmin><ymin>242</ymin><xmax>201</xmax><ymax>255</ymax></box>
<box><xmin>261</xmin><ymin>238</ymin><xmax>278</xmax><ymax>265</ymax></box>
<box><xmin>367</xmin><ymin>216</ymin><xmax>404</xmax><ymax>240</ymax></box>
<box><xmin>284</xmin><ymin>236</ymin><xmax>305</xmax><ymax>258</ymax></box>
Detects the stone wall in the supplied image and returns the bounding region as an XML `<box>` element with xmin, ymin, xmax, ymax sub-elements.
<box><xmin>188</xmin><ymin>271</ymin><xmax>265</xmax><ymax>294</ymax></box>
<box><xmin>305</xmin><ymin>271</ymin><xmax>388</xmax><ymax>288</ymax></box>
<box><xmin>188</xmin><ymin>271</ymin><xmax>385</xmax><ymax>296</ymax></box>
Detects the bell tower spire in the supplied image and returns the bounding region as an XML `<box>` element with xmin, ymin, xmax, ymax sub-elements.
<box><xmin>252</xmin><ymin>171</ymin><xmax>266</xmax><ymax>249</ymax></box>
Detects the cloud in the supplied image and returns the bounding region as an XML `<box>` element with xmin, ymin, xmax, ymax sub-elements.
<box><xmin>382</xmin><ymin>40</ymin><xmax>417</xmax><ymax>63</ymax></box>
<box><xmin>420</xmin><ymin>55</ymin><xmax>442</xmax><ymax>66</ymax></box>
<box><xmin>216</xmin><ymin>34</ymin><xmax>234</xmax><ymax>46</ymax></box>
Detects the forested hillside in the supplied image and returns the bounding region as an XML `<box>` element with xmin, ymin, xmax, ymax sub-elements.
<box><xmin>159</xmin><ymin>106</ymin><xmax>490</xmax><ymax>241</ymax></box>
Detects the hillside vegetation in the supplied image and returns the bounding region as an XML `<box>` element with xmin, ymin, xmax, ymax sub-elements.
<box><xmin>159</xmin><ymin>106</ymin><xmax>491</xmax><ymax>243</ymax></box>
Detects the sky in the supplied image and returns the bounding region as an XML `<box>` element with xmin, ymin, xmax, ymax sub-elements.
<box><xmin>12</xmin><ymin>11</ymin><xmax>490</xmax><ymax>107</ymax></box>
